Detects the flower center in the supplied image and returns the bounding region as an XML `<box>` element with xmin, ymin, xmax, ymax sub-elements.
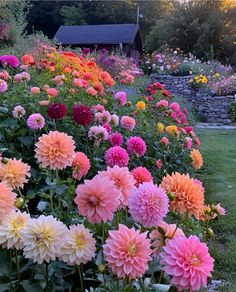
<box><xmin>11</xmin><ymin>217</ymin><xmax>25</xmax><ymax>229</ymax></box>
<box><xmin>75</xmin><ymin>235</ymin><xmax>88</xmax><ymax>249</ymax></box>
<box><xmin>128</xmin><ymin>243</ymin><xmax>137</xmax><ymax>256</ymax></box>
<box><xmin>35</xmin><ymin>232</ymin><xmax>51</xmax><ymax>245</ymax></box>
<box><xmin>89</xmin><ymin>195</ymin><xmax>99</xmax><ymax>206</ymax></box>
<box><xmin>190</xmin><ymin>254</ymin><xmax>201</xmax><ymax>266</ymax></box>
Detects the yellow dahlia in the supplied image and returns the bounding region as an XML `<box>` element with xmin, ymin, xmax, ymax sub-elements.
<box><xmin>136</xmin><ymin>101</ymin><xmax>146</xmax><ymax>110</ymax></box>
<box><xmin>0</xmin><ymin>158</ymin><xmax>31</xmax><ymax>189</ymax></box>
<box><xmin>0</xmin><ymin>210</ymin><xmax>30</xmax><ymax>249</ymax></box>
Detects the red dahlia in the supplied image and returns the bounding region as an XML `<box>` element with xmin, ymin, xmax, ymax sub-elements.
<box><xmin>73</xmin><ymin>104</ymin><xmax>93</xmax><ymax>126</ymax></box>
<box><xmin>48</xmin><ymin>103</ymin><xmax>68</xmax><ymax>120</ymax></box>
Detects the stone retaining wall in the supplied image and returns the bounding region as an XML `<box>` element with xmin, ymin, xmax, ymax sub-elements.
<box><xmin>150</xmin><ymin>74</ymin><xmax>235</xmax><ymax>124</ymax></box>
<box><xmin>192</xmin><ymin>95</ymin><xmax>235</xmax><ymax>124</ymax></box>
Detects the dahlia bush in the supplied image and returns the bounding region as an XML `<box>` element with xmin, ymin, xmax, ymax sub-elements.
<box><xmin>0</xmin><ymin>45</ymin><xmax>226</xmax><ymax>291</ymax></box>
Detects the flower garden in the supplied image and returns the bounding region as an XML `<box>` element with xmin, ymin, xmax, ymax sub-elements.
<box><xmin>0</xmin><ymin>45</ymin><xmax>227</xmax><ymax>291</ymax></box>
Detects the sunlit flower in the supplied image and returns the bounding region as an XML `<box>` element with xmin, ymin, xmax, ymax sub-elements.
<box><xmin>35</xmin><ymin>131</ymin><xmax>76</xmax><ymax>170</ymax></box>
<box><xmin>103</xmin><ymin>224</ymin><xmax>152</xmax><ymax>279</ymax></box>
<box><xmin>160</xmin><ymin>235</ymin><xmax>214</xmax><ymax>291</ymax></box>
<box><xmin>22</xmin><ymin>215</ymin><xmax>67</xmax><ymax>264</ymax></box>
<box><xmin>75</xmin><ymin>175</ymin><xmax>121</xmax><ymax>224</ymax></box>
<box><xmin>0</xmin><ymin>210</ymin><xmax>30</xmax><ymax>249</ymax></box>
<box><xmin>60</xmin><ymin>224</ymin><xmax>96</xmax><ymax>265</ymax></box>
<box><xmin>0</xmin><ymin>158</ymin><xmax>31</xmax><ymax>189</ymax></box>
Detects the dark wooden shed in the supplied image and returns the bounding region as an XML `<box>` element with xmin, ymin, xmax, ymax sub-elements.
<box><xmin>55</xmin><ymin>24</ymin><xmax>143</xmax><ymax>61</ymax></box>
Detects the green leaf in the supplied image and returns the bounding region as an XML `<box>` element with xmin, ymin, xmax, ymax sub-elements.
<box><xmin>0</xmin><ymin>252</ymin><xmax>9</xmax><ymax>276</ymax></box>
<box><xmin>18</xmin><ymin>136</ymin><xmax>34</xmax><ymax>147</ymax></box>
<box><xmin>0</xmin><ymin>283</ymin><xmax>10</xmax><ymax>292</ymax></box>
<box><xmin>20</xmin><ymin>280</ymin><xmax>42</xmax><ymax>292</ymax></box>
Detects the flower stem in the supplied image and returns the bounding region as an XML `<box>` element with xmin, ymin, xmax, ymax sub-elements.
<box><xmin>45</xmin><ymin>262</ymin><xmax>49</xmax><ymax>291</ymax></box>
<box><xmin>158</xmin><ymin>270</ymin><xmax>164</xmax><ymax>284</ymax></box>
<box><xmin>78</xmin><ymin>264</ymin><xmax>85</xmax><ymax>291</ymax></box>
<box><xmin>15</xmin><ymin>250</ymin><xmax>20</xmax><ymax>281</ymax></box>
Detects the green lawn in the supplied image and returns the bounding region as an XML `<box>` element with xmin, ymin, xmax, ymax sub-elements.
<box><xmin>197</xmin><ymin>129</ymin><xmax>236</xmax><ymax>291</ymax></box>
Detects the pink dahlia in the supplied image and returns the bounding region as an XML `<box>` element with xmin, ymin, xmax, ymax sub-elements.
<box><xmin>156</xmin><ymin>99</ymin><xmax>168</xmax><ymax>108</ymax></box>
<box><xmin>27</xmin><ymin>113</ymin><xmax>45</xmax><ymax>130</ymax></box>
<box><xmin>120</xmin><ymin>116</ymin><xmax>136</xmax><ymax>131</ymax></box>
<box><xmin>103</xmin><ymin>224</ymin><xmax>152</xmax><ymax>279</ymax></box>
<box><xmin>0</xmin><ymin>55</ymin><xmax>19</xmax><ymax>68</ymax></box>
<box><xmin>114</xmin><ymin>91</ymin><xmax>127</xmax><ymax>106</ymax></box>
<box><xmin>72</xmin><ymin>152</ymin><xmax>91</xmax><ymax>181</ymax></box>
<box><xmin>0</xmin><ymin>71</ymin><xmax>10</xmax><ymax>81</ymax></box>
<box><xmin>131</xmin><ymin>166</ymin><xmax>153</xmax><ymax>186</ymax></box>
<box><xmin>161</xmin><ymin>137</ymin><xmax>169</xmax><ymax>145</ymax></box>
<box><xmin>46</xmin><ymin>87</ymin><xmax>58</xmax><ymax>97</ymax></box>
<box><xmin>0</xmin><ymin>182</ymin><xmax>16</xmax><ymax>221</ymax></box>
<box><xmin>35</xmin><ymin>131</ymin><xmax>76</xmax><ymax>170</ymax></box>
<box><xmin>110</xmin><ymin>132</ymin><xmax>123</xmax><ymax>146</ymax></box>
<box><xmin>129</xmin><ymin>182</ymin><xmax>169</xmax><ymax>227</ymax></box>
<box><xmin>170</xmin><ymin>102</ymin><xmax>180</xmax><ymax>112</ymax></box>
<box><xmin>31</xmin><ymin>87</ymin><xmax>41</xmax><ymax>94</ymax></box>
<box><xmin>160</xmin><ymin>235</ymin><xmax>214</xmax><ymax>291</ymax></box>
<box><xmin>74</xmin><ymin>175</ymin><xmax>121</xmax><ymax>224</ymax></box>
<box><xmin>73</xmin><ymin>104</ymin><xmax>93</xmax><ymax>126</ymax></box>
<box><xmin>110</xmin><ymin>114</ymin><xmax>119</xmax><ymax>127</ymax></box>
<box><xmin>99</xmin><ymin>166</ymin><xmax>135</xmax><ymax>207</ymax></box>
<box><xmin>105</xmin><ymin>146</ymin><xmax>129</xmax><ymax>167</ymax></box>
<box><xmin>21</xmin><ymin>72</ymin><xmax>30</xmax><ymax>81</ymax></box>
<box><xmin>88</xmin><ymin>126</ymin><xmax>109</xmax><ymax>144</ymax></box>
<box><xmin>48</xmin><ymin>103</ymin><xmax>68</xmax><ymax>120</ymax></box>
<box><xmin>0</xmin><ymin>79</ymin><xmax>7</xmax><ymax>93</ymax></box>
<box><xmin>156</xmin><ymin>159</ymin><xmax>163</xmax><ymax>169</ymax></box>
<box><xmin>127</xmin><ymin>136</ymin><xmax>147</xmax><ymax>157</ymax></box>
<box><xmin>186</xmin><ymin>137</ymin><xmax>193</xmax><ymax>149</ymax></box>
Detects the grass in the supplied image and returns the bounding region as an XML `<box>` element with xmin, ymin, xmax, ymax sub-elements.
<box><xmin>197</xmin><ymin>129</ymin><xmax>236</xmax><ymax>291</ymax></box>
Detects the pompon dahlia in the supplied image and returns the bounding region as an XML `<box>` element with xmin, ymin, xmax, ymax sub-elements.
<box><xmin>22</xmin><ymin>215</ymin><xmax>67</xmax><ymax>264</ymax></box>
<box><xmin>74</xmin><ymin>175</ymin><xmax>121</xmax><ymax>224</ymax></box>
<box><xmin>72</xmin><ymin>152</ymin><xmax>91</xmax><ymax>181</ymax></box>
<box><xmin>131</xmin><ymin>166</ymin><xmax>153</xmax><ymax>186</ymax></box>
<box><xmin>150</xmin><ymin>221</ymin><xmax>184</xmax><ymax>255</ymax></box>
<box><xmin>0</xmin><ymin>210</ymin><xmax>30</xmax><ymax>249</ymax></box>
<box><xmin>105</xmin><ymin>146</ymin><xmax>129</xmax><ymax>167</ymax></box>
<box><xmin>103</xmin><ymin>224</ymin><xmax>152</xmax><ymax>279</ymax></box>
<box><xmin>73</xmin><ymin>104</ymin><xmax>93</xmax><ymax>126</ymax></box>
<box><xmin>160</xmin><ymin>235</ymin><xmax>214</xmax><ymax>291</ymax></box>
<box><xmin>0</xmin><ymin>182</ymin><xmax>16</xmax><ymax>220</ymax></box>
<box><xmin>161</xmin><ymin>172</ymin><xmax>205</xmax><ymax>218</ymax></box>
<box><xmin>99</xmin><ymin>166</ymin><xmax>135</xmax><ymax>207</ymax></box>
<box><xmin>110</xmin><ymin>132</ymin><xmax>123</xmax><ymax>146</ymax></box>
<box><xmin>120</xmin><ymin>116</ymin><xmax>136</xmax><ymax>131</ymax></box>
<box><xmin>27</xmin><ymin>113</ymin><xmax>45</xmax><ymax>130</ymax></box>
<box><xmin>129</xmin><ymin>182</ymin><xmax>169</xmax><ymax>227</ymax></box>
<box><xmin>60</xmin><ymin>224</ymin><xmax>96</xmax><ymax>265</ymax></box>
<box><xmin>35</xmin><ymin>131</ymin><xmax>76</xmax><ymax>170</ymax></box>
<box><xmin>48</xmin><ymin>103</ymin><xmax>68</xmax><ymax>120</ymax></box>
<box><xmin>0</xmin><ymin>158</ymin><xmax>31</xmax><ymax>189</ymax></box>
<box><xmin>127</xmin><ymin>136</ymin><xmax>147</xmax><ymax>157</ymax></box>
<box><xmin>0</xmin><ymin>55</ymin><xmax>19</xmax><ymax>68</ymax></box>
<box><xmin>190</xmin><ymin>149</ymin><xmax>203</xmax><ymax>170</ymax></box>
<box><xmin>0</xmin><ymin>79</ymin><xmax>8</xmax><ymax>93</ymax></box>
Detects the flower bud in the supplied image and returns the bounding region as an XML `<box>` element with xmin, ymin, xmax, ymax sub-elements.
<box><xmin>206</xmin><ymin>228</ymin><xmax>214</xmax><ymax>238</ymax></box>
<box><xmin>98</xmin><ymin>264</ymin><xmax>106</xmax><ymax>273</ymax></box>
<box><xmin>15</xmin><ymin>197</ymin><xmax>25</xmax><ymax>209</ymax></box>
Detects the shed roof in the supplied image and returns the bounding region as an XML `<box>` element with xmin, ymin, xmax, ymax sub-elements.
<box><xmin>55</xmin><ymin>24</ymin><xmax>140</xmax><ymax>45</ymax></box>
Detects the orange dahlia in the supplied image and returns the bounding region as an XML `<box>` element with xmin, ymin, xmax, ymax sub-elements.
<box><xmin>0</xmin><ymin>158</ymin><xmax>31</xmax><ymax>189</ymax></box>
<box><xmin>35</xmin><ymin>131</ymin><xmax>76</xmax><ymax>170</ymax></box>
<box><xmin>161</xmin><ymin>172</ymin><xmax>204</xmax><ymax>218</ymax></box>
<box><xmin>190</xmin><ymin>149</ymin><xmax>203</xmax><ymax>170</ymax></box>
